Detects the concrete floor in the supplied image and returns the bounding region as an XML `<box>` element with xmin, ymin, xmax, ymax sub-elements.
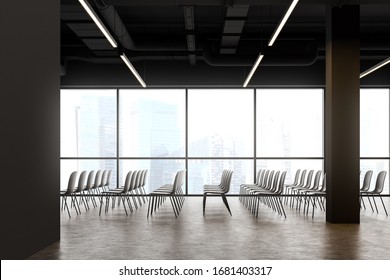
<box><xmin>28</xmin><ymin>196</ymin><xmax>390</xmax><ymax>260</ymax></box>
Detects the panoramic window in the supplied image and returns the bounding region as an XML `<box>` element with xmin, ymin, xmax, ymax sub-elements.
<box><xmin>360</xmin><ymin>89</ymin><xmax>390</xmax><ymax>194</ymax></box>
<box><xmin>256</xmin><ymin>89</ymin><xmax>323</xmax><ymax>157</ymax></box>
<box><xmin>60</xmin><ymin>88</ymin><xmax>327</xmax><ymax>194</ymax></box>
<box><xmin>60</xmin><ymin>89</ymin><xmax>117</xmax><ymax>188</ymax></box>
<box><xmin>188</xmin><ymin>89</ymin><xmax>254</xmax><ymax>157</ymax></box>
<box><xmin>360</xmin><ymin>89</ymin><xmax>389</xmax><ymax>157</ymax></box>
<box><xmin>119</xmin><ymin>89</ymin><xmax>186</xmax><ymax>157</ymax></box>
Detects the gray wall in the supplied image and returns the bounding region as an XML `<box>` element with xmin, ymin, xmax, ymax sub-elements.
<box><xmin>0</xmin><ymin>1</ymin><xmax>60</xmax><ymax>259</ymax></box>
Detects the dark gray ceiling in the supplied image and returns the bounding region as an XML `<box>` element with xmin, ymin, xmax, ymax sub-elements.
<box><xmin>60</xmin><ymin>0</ymin><xmax>390</xmax><ymax>86</ymax></box>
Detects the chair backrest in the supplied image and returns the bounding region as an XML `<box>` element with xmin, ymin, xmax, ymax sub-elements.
<box><xmin>219</xmin><ymin>170</ymin><xmax>228</xmax><ymax>186</ymax></box>
<box><xmin>100</xmin><ymin>170</ymin><xmax>108</xmax><ymax>187</ymax></box>
<box><xmin>134</xmin><ymin>170</ymin><xmax>143</xmax><ymax>189</ymax></box>
<box><xmin>266</xmin><ymin>170</ymin><xmax>275</xmax><ymax>189</ymax></box>
<box><xmin>129</xmin><ymin>170</ymin><xmax>139</xmax><ymax>191</ymax></box>
<box><xmin>361</xmin><ymin>170</ymin><xmax>373</xmax><ymax>191</ymax></box>
<box><xmin>84</xmin><ymin>170</ymin><xmax>96</xmax><ymax>191</ymax></box>
<box><xmin>291</xmin><ymin>169</ymin><xmax>301</xmax><ymax>185</ymax></box>
<box><xmin>261</xmin><ymin>170</ymin><xmax>270</xmax><ymax>188</ymax></box>
<box><xmin>105</xmin><ymin>169</ymin><xmax>112</xmax><ymax>188</ymax></box>
<box><xmin>373</xmin><ymin>171</ymin><xmax>387</xmax><ymax>194</ymax></box>
<box><xmin>303</xmin><ymin>170</ymin><xmax>314</xmax><ymax>189</ymax></box>
<box><xmin>270</xmin><ymin>171</ymin><xmax>280</xmax><ymax>192</ymax></box>
<box><xmin>311</xmin><ymin>170</ymin><xmax>322</xmax><ymax>190</ymax></box>
<box><xmin>319</xmin><ymin>173</ymin><xmax>326</xmax><ymax>192</ymax></box>
<box><xmin>93</xmin><ymin>170</ymin><xmax>103</xmax><ymax>189</ymax></box>
<box><xmin>141</xmin><ymin>169</ymin><xmax>148</xmax><ymax>187</ymax></box>
<box><xmin>220</xmin><ymin>170</ymin><xmax>233</xmax><ymax>193</ymax></box>
<box><xmin>219</xmin><ymin>170</ymin><xmax>228</xmax><ymax>187</ymax></box>
<box><xmin>65</xmin><ymin>171</ymin><xmax>78</xmax><ymax>194</ymax></box>
<box><xmin>75</xmin><ymin>170</ymin><xmax>87</xmax><ymax>192</ymax></box>
<box><xmin>122</xmin><ymin>171</ymin><xmax>133</xmax><ymax>193</ymax></box>
<box><xmin>255</xmin><ymin>169</ymin><xmax>262</xmax><ymax>184</ymax></box>
<box><xmin>172</xmin><ymin>170</ymin><xmax>186</xmax><ymax>193</ymax></box>
<box><xmin>122</xmin><ymin>170</ymin><xmax>133</xmax><ymax>188</ymax></box>
<box><xmin>298</xmin><ymin>169</ymin><xmax>307</xmax><ymax>187</ymax></box>
<box><xmin>257</xmin><ymin>169</ymin><xmax>266</xmax><ymax>186</ymax></box>
<box><xmin>276</xmin><ymin>171</ymin><xmax>287</xmax><ymax>194</ymax></box>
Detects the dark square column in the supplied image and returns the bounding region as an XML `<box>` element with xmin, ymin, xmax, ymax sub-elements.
<box><xmin>0</xmin><ymin>1</ymin><xmax>60</xmax><ymax>258</ymax></box>
<box><xmin>326</xmin><ymin>5</ymin><xmax>360</xmax><ymax>223</ymax></box>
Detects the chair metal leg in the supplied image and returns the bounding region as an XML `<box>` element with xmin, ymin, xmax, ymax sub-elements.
<box><xmin>367</xmin><ymin>195</ymin><xmax>374</xmax><ymax>212</ymax></box>
<box><xmin>63</xmin><ymin>196</ymin><xmax>71</xmax><ymax>219</ymax></box>
<box><xmin>221</xmin><ymin>194</ymin><xmax>232</xmax><ymax>216</ymax></box>
<box><xmin>147</xmin><ymin>195</ymin><xmax>152</xmax><ymax>218</ymax></box>
<box><xmin>203</xmin><ymin>194</ymin><xmax>207</xmax><ymax>216</ymax></box>
<box><xmin>379</xmin><ymin>196</ymin><xmax>388</xmax><ymax>216</ymax></box>
<box><xmin>121</xmin><ymin>196</ymin><xmax>128</xmax><ymax>216</ymax></box>
<box><xmin>372</xmin><ymin>194</ymin><xmax>379</xmax><ymax>213</ymax></box>
<box><xmin>169</xmin><ymin>196</ymin><xmax>178</xmax><ymax>218</ymax></box>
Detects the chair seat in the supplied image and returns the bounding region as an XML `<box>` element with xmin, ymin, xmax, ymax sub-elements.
<box><xmin>102</xmin><ymin>189</ymin><xmax>126</xmax><ymax>195</ymax></box>
<box><xmin>151</xmin><ymin>184</ymin><xmax>174</xmax><ymax>194</ymax></box>
<box><xmin>252</xmin><ymin>189</ymin><xmax>274</xmax><ymax>195</ymax></box>
<box><xmin>203</xmin><ymin>185</ymin><xmax>222</xmax><ymax>191</ymax></box>
<box><xmin>204</xmin><ymin>189</ymin><xmax>225</xmax><ymax>194</ymax></box>
<box><xmin>151</xmin><ymin>189</ymin><xmax>174</xmax><ymax>195</ymax></box>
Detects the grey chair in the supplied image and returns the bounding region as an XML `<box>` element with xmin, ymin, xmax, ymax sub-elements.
<box><xmin>359</xmin><ymin>170</ymin><xmax>373</xmax><ymax>210</ymax></box>
<box><xmin>72</xmin><ymin>170</ymin><xmax>88</xmax><ymax>214</ymax></box>
<box><xmin>83</xmin><ymin>170</ymin><xmax>96</xmax><ymax>208</ymax></box>
<box><xmin>103</xmin><ymin>169</ymin><xmax>112</xmax><ymax>191</ymax></box>
<box><xmin>60</xmin><ymin>171</ymin><xmax>78</xmax><ymax>219</ymax></box>
<box><xmin>305</xmin><ymin>173</ymin><xmax>326</xmax><ymax>218</ymax></box>
<box><xmin>361</xmin><ymin>171</ymin><xmax>388</xmax><ymax>216</ymax></box>
<box><xmin>203</xmin><ymin>169</ymin><xmax>233</xmax><ymax>216</ymax></box>
<box><xmin>91</xmin><ymin>169</ymin><xmax>103</xmax><ymax>195</ymax></box>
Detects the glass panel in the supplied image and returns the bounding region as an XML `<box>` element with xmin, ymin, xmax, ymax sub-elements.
<box><xmin>60</xmin><ymin>159</ymin><xmax>117</xmax><ymax>191</ymax></box>
<box><xmin>257</xmin><ymin>89</ymin><xmax>323</xmax><ymax>157</ymax></box>
<box><xmin>257</xmin><ymin>159</ymin><xmax>324</xmax><ymax>187</ymax></box>
<box><xmin>360</xmin><ymin>160</ymin><xmax>389</xmax><ymax>195</ymax></box>
<box><xmin>187</xmin><ymin>159</ymin><xmax>254</xmax><ymax>194</ymax></box>
<box><xmin>360</xmin><ymin>89</ymin><xmax>389</xmax><ymax>157</ymax></box>
<box><xmin>119</xmin><ymin>89</ymin><xmax>185</xmax><ymax>157</ymax></box>
<box><xmin>61</xmin><ymin>89</ymin><xmax>117</xmax><ymax>157</ymax></box>
<box><xmin>188</xmin><ymin>89</ymin><xmax>254</xmax><ymax>157</ymax></box>
<box><xmin>119</xmin><ymin>159</ymin><xmax>185</xmax><ymax>194</ymax></box>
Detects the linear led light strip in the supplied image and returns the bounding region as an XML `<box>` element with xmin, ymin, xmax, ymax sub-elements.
<box><xmin>79</xmin><ymin>0</ymin><xmax>146</xmax><ymax>87</ymax></box>
<box><xmin>243</xmin><ymin>0</ymin><xmax>298</xmax><ymax>87</ymax></box>
<box><xmin>268</xmin><ymin>0</ymin><xmax>299</xmax><ymax>47</ymax></box>
<box><xmin>79</xmin><ymin>0</ymin><xmax>117</xmax><ymax>48</ymax></box>
<box><xmin>243</xmin><ymin>53</ymin><xmax>264</xmax><ymax>87</ymax></box>
<box><xmin>120</xmin><ymin>53</ymin><xmax>147</xmax><ymax>88</ymax></box>
<box><xmin>360</xmin><ymin>57</ymin><xmax>390</xmax><ymax>79</ymax></box>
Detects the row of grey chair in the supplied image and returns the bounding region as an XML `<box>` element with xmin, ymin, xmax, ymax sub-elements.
<box><xmin>99</xmin><ymin>169</ymin><xmax>148</xmax><ymax>216</ymax></box>
<box><xmin>360</xmin><ymin>170</ymin><xmax>388</xmax><ymax>216</ymax></box>
<box><xmin>147</xmin><ymin>170</ymin><xmax>186</xmax><ymax>218</ymax></box>
<box><xmin>60</xmin><ymin>169</ymin><xmax>112</xmax><ymax>218</ymax></box>
<box><xmin>239</xmin><ymin>169</ymin><xmax>287</xmax><ymax>218</ymax></box>
<box><xmin>203</xmin><ymin>169</ymin><xmax>234</xmax><ymax>216</ymax></box>
<box><xmin>283</xmin><ymin>169</ymin><xmax>326</xmax><ymax>218</ymax></box>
